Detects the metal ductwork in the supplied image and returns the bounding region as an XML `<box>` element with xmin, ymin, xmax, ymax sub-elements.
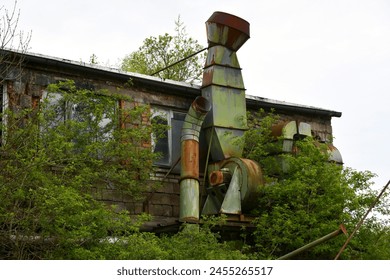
<box><xmin>271</xmin><ymin>120</ymin><xmax>343</xmax><ymax>169</ymax></box>
<box><xmin>202</xmin><ymin>11</ymin><xmax>250</xmax><ymax>160</ymax></box>
<box><xmin>179</xmin><ymin>11</ymin><xmax>343</xmax><ymax>224</ymax></box>
<box><xmin>200</xmin><ymin>12</ymin><xmax>264</xmax><ymax>216</ymax></box>
<box><xmin>179</xmin><ymin>11</ymin><xmax>342</xmax><ymax>221</ymax></box>
<box><xmin>180</xmin><ymin>96</ymin><xmax>211</xmax><ymax>222</ymax></box>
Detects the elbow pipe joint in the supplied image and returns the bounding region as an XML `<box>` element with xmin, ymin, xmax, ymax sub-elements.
<box><xmin>180</xmin><ymin>96</ymin><xmax>211</xmax><ymax>222</ymax></box>
<box><xmin>181</xmin><ymin>96</ymin><xmax>211</xmax><ymax>143</ymax></box>
<box><xmin>180</xmin><ymin>96</ymin><xmax>211</xmax><ymax>180</ymax></box>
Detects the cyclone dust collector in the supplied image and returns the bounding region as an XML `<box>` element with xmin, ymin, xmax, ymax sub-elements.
<box><xmin>179</xmin><ymin>12</ymin><xmax>264</xmax><ymax>222</ymax></box>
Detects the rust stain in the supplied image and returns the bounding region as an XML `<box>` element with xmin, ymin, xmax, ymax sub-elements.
<box><xmin>206</xmin><ymin>12</ymin><xmax>250</xmax><ymax>52</ymax></box>
<box><xmin>180</xmin><ymin>139</ymin><xmax>199</xmax><ymax>180</ymax></box>
<box><xmin>192</xmin><ymin>95</ymin><xmax>212</xmax><ymax>113</ymax></box>
<box><xmin>209</xmin><ymin>170</ymin><xmax>224</xmax><ymax>186</ymax></box>
<box><xmin>202</xmin><ymin>68</ymin><xmax>213</xmax><ymax>87</ymax></box>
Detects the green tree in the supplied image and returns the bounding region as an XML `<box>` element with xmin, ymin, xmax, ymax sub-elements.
<box><xmin>159</xmin><ymin>220</ymin><xmax>247</xmax><ymax>260</ymax></box>
<box><xmin>242</xmin><ymin>110</ymin><xmax>390</xmax><ymax>259</ymax></box>
<box><xmin>2</xmin><ymin>83</ymin><xmax>388</xmax><ymax>259</ymax></box>
<box><xmin>0</xmin><ymin>79</ymin><xmax>246</xmax><ymax>260</ymax></box>
<box><xmin>0</xmin><ymin>80</ymin><xmax>163</xmax><ymax>259</ymax></box>
<box><xmin>121</xmin><ymin>16</ymin><xmax>206</xmax><ymax>84</ymax></box>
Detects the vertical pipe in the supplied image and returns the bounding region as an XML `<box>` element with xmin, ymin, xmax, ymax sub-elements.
<box><xmin>180</xmin><ymin>96</ymin><xmax>211</xmax><ymax>222</ymax></box>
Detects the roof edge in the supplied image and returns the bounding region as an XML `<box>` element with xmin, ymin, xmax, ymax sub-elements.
<box><xmin>246</xmin><ymin>94</ymin><xmax>342</xmax><ymax>118</ymax></box>
<box><xmin>2</xmin><ymin>49</ymin><xmax>342</xmax><ymax>118</ymax></box>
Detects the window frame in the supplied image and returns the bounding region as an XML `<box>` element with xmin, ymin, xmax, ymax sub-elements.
<box><xmin>41</xmin><ymin>90</ymin><xmax>118</xmax><ymax>143</ymax></box>
<box><xmin>0</xmin><ymin>83</ymin><xmax>8</xmax><ymax>145</ymax></box>
<box><xmin>151</xmin><ymin>106</ymin><xmax>187</xmax><ymax>171</ymax></box>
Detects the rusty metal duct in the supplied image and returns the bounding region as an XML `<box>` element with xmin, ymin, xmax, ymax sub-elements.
<box><xmin>202</xmin><ymin>11</ymin><xmax>250</xmax><ymax>160</ymax></box>
<box><xmin>200</xmin><ymin>12</ymin><xmax>265</xmax><ymax>216</ymax></box>
<box><xmin>180</xmin><ymin>96</ymin><xmax>211</xmax><ymax>222</ymax></box>
<box><xmin>205</xmin><ymin>12</ymin><xmax>250</xmax><ymax>52</ymax></box>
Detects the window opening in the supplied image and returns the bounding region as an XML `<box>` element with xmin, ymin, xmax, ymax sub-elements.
<box><xmin>152</xmin><ymin>114</ymin><xmax>170</xmax><ymax>165</ymax></box>
<box><xmin>41</xmin><ymin>91</ymin><xmax>116</xmax><ymax>143</ymax></box>
<box><xmin>0</xmin><ymin>84</ymin><xmax>8</xmax><ymax>145</ymax></box>
<box><xmin>151</xmin><ymin>107</ymin><xmax>186</xmax><ymax>171</ymax></box>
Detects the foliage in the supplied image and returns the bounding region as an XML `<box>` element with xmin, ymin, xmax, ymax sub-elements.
<box><xmin>0</xmin><ymin>80</ymin><xmax>162</xmax><ymax>259</ymax></box>
<box><xmin>158</xmin><ymin>218</ymin><xmax>247</xmax><ymax>260</ymax></box>
<box><xmin>242</xmin><ymin>110</ymin><xmax>390</xmax><ymax>260</ymax></box>
<box><xmin>89</xmin><ymin>53</ymin><xmax>99</xmax><ymax>65</ymax></box>
<box><xmin>1</xmin><ymin>80</ymin><xmax>389</xmax><ymax>259</ymax></box>
<box><xmin>54</xmin><ymin>221</ymin><xmax>247</xmax><ymax>260</ymax></box>
<box><xmin>345</xmin><ymin>219</ymin><xmax>390</xmax><ymax>260</ymax></box>
<box><xmin>121</xmin><ymin>16</ymin><xmax>206</xmax><ymax>84</ymax></box>
<box><xmin>0</xmin><ymin>79</ymin><xmax>246</xmax><ymax>260</ymax></box>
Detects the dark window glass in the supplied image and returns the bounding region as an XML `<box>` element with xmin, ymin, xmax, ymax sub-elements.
<box><xmin>171</xmin><ymin>113</ymin><xmax>186</xmax><ymax>172</ymax></box>
<box><xmin>152</xmin><ymin>115</ymin><xmax>170</xmax><ymax>166</ymax></box>
<box><xmin>0</xmin><ymin>85</ymin><xmax>3</xmax><ymax>142</ymax></box>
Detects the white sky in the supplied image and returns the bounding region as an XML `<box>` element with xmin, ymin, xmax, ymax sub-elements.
<box><xmin>3</xmin><ymin>0</ymin><xmax>390</xmax><ymax>187</ymax></box>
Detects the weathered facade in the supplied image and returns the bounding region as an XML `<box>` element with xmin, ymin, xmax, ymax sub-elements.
<box><xmin>0</xmin><ymin>48</ymin><xmax>341</xmax><ymax>231</ymax></box>
<box><xmin>0</xmin><ymin>13</ymin><xmax>342</xmax><ymax>232</ymax></box>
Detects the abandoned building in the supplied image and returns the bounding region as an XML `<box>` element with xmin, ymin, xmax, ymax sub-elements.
<box><xmin>1</xmin><ymin>12</ymin><xmax>342</xmax><ymax>233</ymax></box>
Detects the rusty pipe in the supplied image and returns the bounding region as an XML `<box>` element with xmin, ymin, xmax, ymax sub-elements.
<box><xmin>180</xmin><ymin>96</ymin><xmax>211</xmax><ymax>222</ymax></box>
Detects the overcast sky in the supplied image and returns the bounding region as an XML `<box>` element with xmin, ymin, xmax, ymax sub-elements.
<box><xmin>3</xmin><ymin>0</ymin><xmax>390</xmax><ymax>187</ymax></box>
